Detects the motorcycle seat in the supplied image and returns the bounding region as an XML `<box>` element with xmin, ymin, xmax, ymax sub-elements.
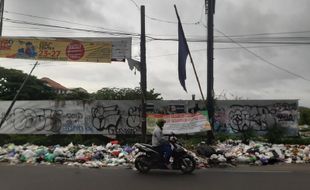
<box><xmin>139</xmin><ymin>143</ymin><xmax>161</xmax><ymax>152</ymax></box>
<box><xmin>141</xmin><ymin>143</ymin><xmax>156</xmax><ymax>149</ymax></box>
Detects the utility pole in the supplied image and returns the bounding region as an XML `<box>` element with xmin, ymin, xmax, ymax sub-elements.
<box><xmin>0</xmin><ymin>0</ymin><xmax>4</xmax><ymax>36</ymax></box>
<box><xmin>206</xmin><ymin>0</ymin><xmax>215</xmax><ymax>141</ymax></box>
<box><xmin>140</xmin><ymin>5</ymin><xmax>147</xmax><ymax>143</ymax></box>
<box><xmin>0</xmin><ymin>61</ymin><xmax>39</xmax><ymax>129</ymax></box>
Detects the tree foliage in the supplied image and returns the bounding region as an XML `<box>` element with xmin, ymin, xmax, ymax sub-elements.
<box><xmin>265</xmin><ymin>124</ymin><xmax>287</xmax><ymax>144</ymax></box>
<box><xmin>299</xmin><ymin>107</ymin><xmax>310</xmax><ymax>125</ymax></box>
<box><xmin>0</xmin><ymin>66</ymin><xmax>56</xmax><ymax>100</ymax></box>
<box><xmin>94</xmin><ymin>87</ymin><xmax>162</xmax><ymax>100</ymax></box>
<box><xmin>0</xmin><ymin>67</ymin><xmax>162</xmax><ymax>101</ymax></box>
<box><xmin>56</xmin><ymin>88</ymin><xmax>91</xmax><ymax>100</ymax></box>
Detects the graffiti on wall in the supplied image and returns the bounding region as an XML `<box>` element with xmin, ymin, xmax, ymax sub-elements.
<box><xmin>1</xmin><ymin>108</ymin><xmax>62</xmax><ymax>132</ymax></box>
<box><xmin>0</xmin><ymin>101</ymin><xmax>143</xmax><ymax>135</ymax></box>
<box><xmin>213</xmin><ymin>102</ymin><xmax>298</xmax><ymax>135</ymax></box>
<box><xmin>0</xmin><ymin>107</ymin><xmax>85</xmax><ymax>133</ymax></box>
<box><xmin>88</xmin><ymin>104</ymin><xmax>141</xmax><ymax>135</ymax></box>
<box><xmin>0</xmin><ymin>100</ymin><xmax>299</xmax><ymax>135</ymax></box>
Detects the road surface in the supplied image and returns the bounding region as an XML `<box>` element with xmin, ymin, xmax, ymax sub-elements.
<box><xmin>0</xmin><ymin>164</ymin><xmax>309</xmax><ymax>190</ymax></box>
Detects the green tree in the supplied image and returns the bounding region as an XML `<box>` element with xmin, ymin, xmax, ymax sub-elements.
<box><xmin>299</xmin><ymin>107</ymin><xmax>310</xmax><ymax>125</ymax></box>
<box><xmin>265</xmin><ymin>124</ymin><xmax>287</xmax><ymax>144</ymax></box>
<box><xmin>94</xmin><ymin>87</ymin><xmax>162</xmax><ymax>100</ymax></box>
<box><xmin>56</xmin><ymin>88</ymin><xmax>91</xmax><ymax>100</ymax></box>
<box><xmin>0</xmin><ymin>66</ymin><xmax>56</xmax><ymax>100</ymax></box>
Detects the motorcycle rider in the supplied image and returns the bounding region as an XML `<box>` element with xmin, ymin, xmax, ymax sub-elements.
<box><xmin>152</xmin><ymin>118</ymin><xmax>173</xmax><ymax>169</ymax></box>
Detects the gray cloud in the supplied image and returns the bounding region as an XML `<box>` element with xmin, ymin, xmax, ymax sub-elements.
<box><xmin>1</xmin><ymin>0</ymin><xmax>310</xmax><ymax>107</ymax></box>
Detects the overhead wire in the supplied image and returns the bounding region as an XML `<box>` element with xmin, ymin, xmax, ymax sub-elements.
<box><xmin>144</xmin><ymin>44</ymin><xmax>310</xmax><ymax>58</ymax></box>
<box><xmin>3</xmin><ymin>17</ymin><xmax>142</xmax><ymax>38</ymax></box>
<box><xmin>215</xmin><ymin>30</ymin><xmax>310</xmax><ymax>38</ymax></box>
<box><xmin>128</xmin><ymin>0</ymin><xmax>201</xmax><ymax>25</ymax></box>
<box><xmin>2</xmin><ymin>6</ymin><xmax>310</xmax><ymax>76</ymax></box>
<box><xmin>4</xmin><ymin>10</ymin><xmax>310</xmax><ymax>45</ymax></box>
<box><xmin>4</xmin><ymin>9</ymin><xmax>197</xmax><ymax>39</ymax></box>
<box><xmin>4</xmin><ymin>10</ymin><xmax>138</xmax><ymax>35</ymax></box>
<box><xmin>214</xmin><ymin>28</ymin><xmax>310</xmax><ymax>82</ymax></box>
<box><xmin>200</xmin><ymin>20</ymin><xmax>310</xmax><ymax>44</ymax></box>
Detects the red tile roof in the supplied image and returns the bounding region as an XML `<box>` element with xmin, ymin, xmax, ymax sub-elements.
<box><xmin>40</xmin><ymin>77</ymin><xmax>68</xmax><ymax>90</ymax></box>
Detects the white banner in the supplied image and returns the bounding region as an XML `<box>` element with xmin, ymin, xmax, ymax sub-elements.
<box><xmin>147</xmin><ymin>112</ymin><xmax>211</xmax><ymax>134</ymax></box>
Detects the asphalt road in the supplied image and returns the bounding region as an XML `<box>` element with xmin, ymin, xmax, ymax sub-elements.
<box><xmin>0</xmin><ymin>164</ymin><xmax>309</xmax><ymax>190</ymax></box>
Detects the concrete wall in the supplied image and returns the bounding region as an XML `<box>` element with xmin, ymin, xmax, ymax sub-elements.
<box><xmin>0</xmin><ymin>99</ymin><xmax>299</xmax><ymax>136</ymax></box>
<box><xmin>214</xmin><ymin>100</ymin><xmax>299</xmax><ymax>136</ymax></box>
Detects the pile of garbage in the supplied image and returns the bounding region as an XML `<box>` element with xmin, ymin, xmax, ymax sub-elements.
<box><xmin>2</xmin><ymin>140</ymin><xmax>310</xmax><ymax>169</ymax></box>
<box><xmin>196</xmin><ymin>140</ymin><xmax>310</xmax><ymax>167</ymax></box>
<box><xmin>0</xmin><ymin>141</ymin><xmax>136</xmax><ymax>168</ymax></box>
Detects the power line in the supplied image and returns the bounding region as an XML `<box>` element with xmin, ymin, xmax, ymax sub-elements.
<box><xmin>3</xmin><ymin>17</ymin><xmax>140</xmax><ymax>37</ymax></box>
<box><xmin>4</xmin><ymin>16</ymin><xmax>310</xmax><ymax>46</ymax></box>
<box><xmin>3</xmin><ymin>26</ymin><xmax>86</xmax><ymax>33</ymax></box>
<box><xmin>5</xmin><ymin>9</ymin><xmax>310</xmax><ymax>44</ymax></box>
<box><xmin>5</xmin><ymin>5</ymin><xmax>310</xmax><ymax>42</ymax></box>
<box><xmin>127</xmin><ymin>0</ymin><xmax>200</xmax><ymax>25</ymax></box>
<box><xmin>4</xmin><ymin>10</ymin><xmax>138</xmax><ymax>35</ymax></box>
<box><xmin>3</xmin><ymin>12</ymin><xmax>201</xmax><ymax>38</ymax></box>
<box><xmin>215</xmin><ymin>30</ymin><xmax>310</xmax><ymax>38</ymax></box>
<box><xmin>203</xmin><ymin>21</ymin><xmax>310</xmax><ymax>40</ymax></box>
<box><xmin>3</xmin><ymin>11</ymin><xmax>310</xmax><ymax>53</ymax></box>
<box><xmin>215</xmin><ymin>40</ymin><xmax>310</xmax><ymax>45</ymax></box>
<box><xmin>128</xmin><ymin>0</ymin><xmax>140</xmax><ymax>9</ymax></box>
<box><xmin>143</xmin><ymin>44</ymin><xmax>310</xmax><ymax>58</ymax></box>
<box><xmin>145</xmin><ymin>15</ymin><xmax>200</xmax><ymax>25</ymax></box>
<box><xmin>215</xmin><ymin>28</ymin><xmax>310</xmax><ymax>82</ymax></box>
<box><xmin>147</xmin><ymin>37</ymin><xmax>310</xmax><ymax>44</ymax></box>
<box><xmin>216</xmin><ymin>44</ymin><xmax>309</xmax><ymax>50</ymax></box>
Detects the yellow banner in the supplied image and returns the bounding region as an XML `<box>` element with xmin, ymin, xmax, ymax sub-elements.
<box><xmin>0</xmin><ymin>37</ymin><xmax>112</xmax><ymax>63</ymax></box>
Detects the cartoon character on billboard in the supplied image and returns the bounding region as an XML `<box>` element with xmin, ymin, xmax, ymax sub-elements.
<box><xmin>14</xmin><ymin>41</ymin><xmax>37</xmax><ymax>58</ymax></box>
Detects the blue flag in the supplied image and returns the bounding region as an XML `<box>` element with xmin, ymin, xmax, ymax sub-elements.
<box><xmin>178</xmin><ymin>19</ymin><xmax>189</xmax><ymax>92</ymax></box>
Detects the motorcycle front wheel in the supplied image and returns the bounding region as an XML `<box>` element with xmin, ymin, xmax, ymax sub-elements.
<box><xmin>135</xmin><ymin>155</ymin><xmax>151</xmax><ymax>174</ymax></box>
<box><xmin>179</xmin><ymin>155</ymin><xmax>196</xmax><ymax>174</ymax></box>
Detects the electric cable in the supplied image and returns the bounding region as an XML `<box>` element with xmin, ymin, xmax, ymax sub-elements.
<box><xmin>215</xmin><ymin>28</ymin><xmax>310</xmax><ymax>82</ymax></box>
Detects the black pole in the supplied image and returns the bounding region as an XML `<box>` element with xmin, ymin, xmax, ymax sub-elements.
<box><xmin>0</xmin><ymin>61</ymin><xmax>39</xmax><ymax>129</ymax></box>
<box><xmin>140</xmin><ymin>6</ymin><xmax>147</xmax><ymax>143</ymax></box>
<box><xmin>0</xmin><ymin>0</ymin><xmax>4</xmax><ymax>36</ymax></box>
<box><xmin>207</xmin><ymin>0</ymin><xmax>215</xmax><ymax>141</ymax></box>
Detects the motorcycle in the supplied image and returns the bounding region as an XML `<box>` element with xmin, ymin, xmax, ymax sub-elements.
<box><xmin>133</xmin><ymin>135</ymin><xmax>196</xmax><ymax>174</ymax></box>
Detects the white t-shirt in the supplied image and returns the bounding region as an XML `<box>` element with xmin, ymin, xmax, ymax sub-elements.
<box><xmin>152</xmin><ymin>126</ymin><xmax>163</xmax><ymax>147</ymax></box>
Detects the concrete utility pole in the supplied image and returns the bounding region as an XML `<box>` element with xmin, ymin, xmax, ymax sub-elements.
<box><xmin>0</xmin><ymin>61</ymin><xmax>39</xmax><ymax>129</ymax></box>
<box><xmin>140</xmin><ymin>6</ymin><xmax>147</xmax><ymax>143</ymax></box>
<box><xmin>0</xmin><ymin>0</ymin><xmax>4</xmax><ymax>36</ymax></box>
<box><xmin>206</xmin><ymin>0</ymin><xmax>216</xmax><ymax>141</ymax></box>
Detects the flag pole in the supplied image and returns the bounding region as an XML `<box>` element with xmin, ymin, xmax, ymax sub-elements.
<box><xmin>174</xmin><ymin>5</ymin><xmax>205</xmax><ymax>101</ymax></box>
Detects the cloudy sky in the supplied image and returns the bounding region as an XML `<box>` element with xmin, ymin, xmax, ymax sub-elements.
<box><xmin>0</xmin><ymin>0</ymin><xmax>310</xmax><ymax>107</ymax></box>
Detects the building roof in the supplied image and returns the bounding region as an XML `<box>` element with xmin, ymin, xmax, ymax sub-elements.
<box><xmin>69</xmin><ymin>87</ymin><xmax>88</xmax><ymax>93</ymax></box>
<box><xmin>40</xmin><ymin>77</ymin><xmax>68</xmax><ymax>90</ymax></box>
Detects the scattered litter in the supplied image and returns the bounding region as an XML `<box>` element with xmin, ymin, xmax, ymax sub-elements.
<box><xmin>2</xmin><ymin>139</ymin><xmax>310</xmax><ymax>169</ymax></box>
<box><xmin>0</xmin><ymin>141</ymin><xmax>136</xmax><ymax>168</ymax></box>
<box><xmin>195</xmin><ymin>140</ymin><xmax>310</xmax><ymax>167</ymax></box>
